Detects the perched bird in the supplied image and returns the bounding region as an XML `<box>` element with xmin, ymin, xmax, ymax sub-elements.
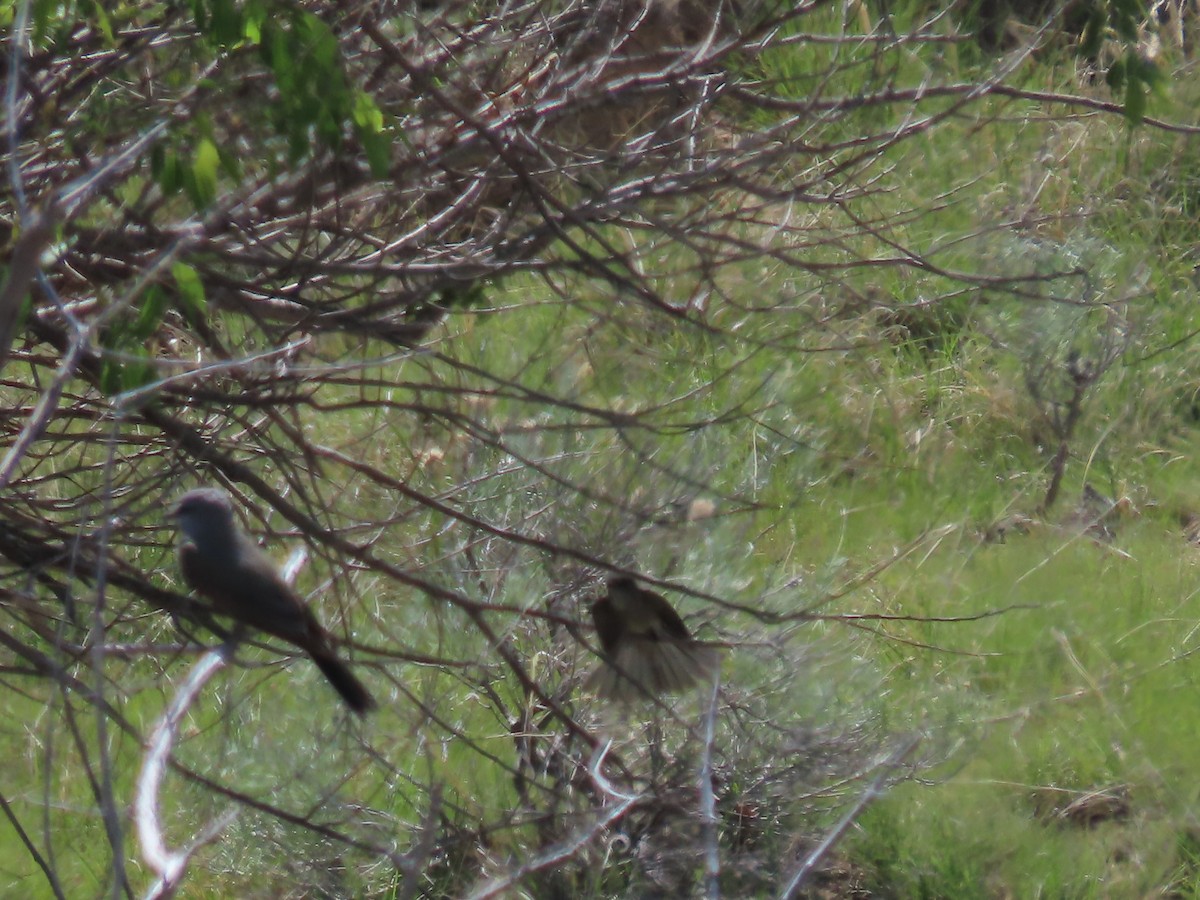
<box><xmin>588</xmin><ymin>575</ymin><xmax>719</xmax><ymax>701</ymax></box>
<box><xmin>170</xmin><ymin>487</ymin><xmax>375</xmax><ymax>714</ymax></box>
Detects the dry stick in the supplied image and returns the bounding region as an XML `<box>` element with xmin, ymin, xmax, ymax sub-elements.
<box><xmin>91</xmin><ymin>418</ymin><xmax>131</xmax><ymax>900</ymax></box>
<box><xmin>1</xmin><ymin>592</ymin><xmax>397</xmax><ymax>867</ymax></box>
<box><xmin>0</xmin><ymin>0</ymin><xmax>51</xmax><ymax>374</ymax></box>
<box><xmin>135</xmin><ymin>649</ymin><xmax>238</xmax><ymax>900</ymax></box>
<box><xmin>778</xmin><ymin>734</ymin><xmax>921</xmax><ymax>900</ymax></box>
<box><xmin>392</xmin><ymin>783</ymin><xmax>443</xmax><ymax>900</ymax></box>
<box><xmin>464</xmin><ymin>740</ymin><xmax>641</xmax><ymax>900</ymax></box>
<box><xmin>698</xmin><ymin>670</ymin><xmax>722</xmax><ymax>900</ymax></box>
<box><xmin>0</xmin><ymin>789</ymin><xmax>67</xmax><ymax>900</ymax></box>
<box><xmin>0</xmin><ymin>211</ymin><xmax>57</xmax><ymax>371</ymax></box>
<box><xmin>0</xmin><ymin>52</ymin><xmax>230</xmax><ymax>488</ymax></box>
<box><xmin>0</xmin><ymin>177</ymin><xmax>193</xmax><ymax>491</ymax></box>
<box><xmin>137</xmin><ymin>426</ymin><xmax>600</xmax><ymax>750</ymax></box>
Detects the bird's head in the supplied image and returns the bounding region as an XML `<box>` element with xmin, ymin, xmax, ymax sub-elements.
<box><xmin>605</xmin><ymin>575</ymin><xmax>647</xmax><ymax>616</ymax></box>
<box><xmin>606</xmin><ymin>575</ymin><xmax>639</xmax><ymax>593</ymax></box>
<box><xmin>171</xmin><ymin>487</ymin><xmax>238</xmax><ymax>547</ymax></box>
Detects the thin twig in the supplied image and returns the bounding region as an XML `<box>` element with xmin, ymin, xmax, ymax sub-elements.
<box><xmin>778</xmin><ymin>734</ymin><xmax>921</xmax><ymax>900</ymax></box>
<box><xmin>464</xmin><ymin>740</ymin><xmax>641</xmax><ymax>900</ymax></box>
<box><xmin>134</xmin><ymin>649</ymin><xmax>238</xmax><ymax>900</ymax></box>
<box><xmin>698</xmin><ymin>670</ymin><xmax>722</xmax><ymax>900</ymax></box>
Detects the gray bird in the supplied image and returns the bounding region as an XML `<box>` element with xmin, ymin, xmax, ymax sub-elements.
<box><xmin>170</xmin><ymin>487</ymin><xmax>375</xmax><ymax>714</ymax></box>
<box><xmin>589</xmin><ymin>576</ymin><xmax>719</xmax><ymax>701</ymax></box>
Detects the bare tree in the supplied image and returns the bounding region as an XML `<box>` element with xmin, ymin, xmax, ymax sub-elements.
<box><xmin>0</xmin><ymin>0</ymin><xmax>1185</xmax><ymax>895</ymax></box>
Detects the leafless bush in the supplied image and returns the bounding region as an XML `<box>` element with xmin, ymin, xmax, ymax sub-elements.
<box><xmin>0</xmin><ymin>0</ymin><xmax>1174</xmax><ymax>895</ymax></box>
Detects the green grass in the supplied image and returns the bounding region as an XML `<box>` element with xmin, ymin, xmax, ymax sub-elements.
<box><xmin>431</xmin><ymin>110</ymin><xmax>1200</xmax><ymax>889</ymax></box>
<box><xmin>10</xmin><ymin>8</ymin><xmax>1200</xmax><ymax>898</ymax></box>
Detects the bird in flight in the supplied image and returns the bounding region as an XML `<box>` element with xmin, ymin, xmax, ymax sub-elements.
<box><xmin>589</xmin><ymin>575</ymin><xmax>719</xmax><ymax>701</ymax></box>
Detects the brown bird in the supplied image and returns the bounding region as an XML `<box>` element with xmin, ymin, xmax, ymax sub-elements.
<box><xmin>588</xmin><ymin>575</ymin><xmax>719</xmax><ymax>701</ymax></box>
<box><xmin>170</xmin><ymin>487</ymin><xmax>375</xmax><ymax>714</ymax></box>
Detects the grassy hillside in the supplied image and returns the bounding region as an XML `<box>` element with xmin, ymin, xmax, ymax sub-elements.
<box><xmin>6</xmin><ymin>3</ymin><xmax>1200</xmax><ymax>897</ymax></box>
<box><xmin>424</xmin><ymin>30</ymin><xmax>1200</xmax><ymax>895</ymax></box>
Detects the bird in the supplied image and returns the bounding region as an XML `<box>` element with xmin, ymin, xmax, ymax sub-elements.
<box><xmin>169</xmin><ymin>487</ymin><xmax>376</xmax><ymax>714</ymax></box>
<box><xmin>588</xmin><ymin>575</ymin><xmax>719</xmax><ymax>701</ymax></box>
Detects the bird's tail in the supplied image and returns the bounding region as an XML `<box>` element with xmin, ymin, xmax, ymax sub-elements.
<box><xmin>589</xmin><ymin>640</ymin><xmax>720</xmax><ymax>702</ymax></box>
<box><xmin>310</xmin><ymin>650</ymin><xmax>376</xmax><ymax>714</ymax></box>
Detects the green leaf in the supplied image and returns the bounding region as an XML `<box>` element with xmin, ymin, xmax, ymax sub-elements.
<box><xmin>99</xmin><ymin>360</ymin><xmax>121</xmax><ymax>396</ymax></box>
<box><xmin>1105</xmin><ymin>58</ymin><xmax>1125</xmax><ymax>92</ymax></box>
<box><xmin>439</xmin><ymin>283</ymin><xmax>490</xmax><ymax>310</ymax></box>
<box><xmin>243</xmin><ymin>0</ymin><xmax>266</xmax><ymax>42</ymax></box>
<box><xmin>266</xmin><ymin>24</ymin><xmax>296</xmax><ymax>92</ymax></box>
<box><xmin>131</xmin><ymin>286</ymin><xmax>169</xmax><ymax>340</ymax></box>
<box><xmin>353</xmin><ymin>90</ymin><xmax>384</xmax><ymax>133</ymax></box>
<box><xmin>184</xmin><ymin>138</ymin><xmax>220</xmax><ymax>208</ymax></box>
<box><xmin>360</xmin><ymin>128</ymin><xmax>391</xmax><ymax>178</ymax></box>
<box><xmin>171</xmin><ymin>262</ymin><xmax>206</xmax><ymax>321</ymax></box>
<box><xmin>233</xmin><ymin>4</ymin><xmax>360</xmax><ymax>162</ymax></box>
<box><xmin>217</xmin><ymin>143</ymin><xmax>242</xmax><ymax>181</ymax></box>
<box><xmin>307</xmin><ymin>15</ymin><xmax>339</xmax><ymax>70</ymax></box>
<box><xmin>101</xmin><ymin>357</ymin><xmax>156</xmax><ymax>396</ymax></box>
<box><xmin>31</xmin><ymin>0</ymin><xmax>55</xmax><ymax>39</ymax></box>
<box><xmin>1136</xmin><ymin>55</ymin><xmax>1163</xmax><ymax>93</ymax></box>
<box><xmin>89</xmin><ymin>0</ymin><xmax>114</xmax><ymax>44</ymax></box>
<box><xmin>98</xmin><ymin>306</ymin><xmax>158</xmax><ymax>396</ymax></box>
<box><xmin>1079</xmin><ymin>5</ymin><xmax>1106</xmax><ymax>61</ymax></box>
<box><xmin>208</xmin><ymin>0</ymin><xmax>242</xmax><ymax>46</ymax></box>
<box><xmin>1108</xmin><ymin>0</ymin><xmax>1143</xmax><ymax>42</ymax></box>
<box><xmin>151</xmin><ymin>146</ymin><xmax>183</xmax><ymax>195</ymax></box>
<box><xmin>189</xmin><ymin>0</ymin><xmax>208</xmax><ymax>34</ymax></box>
<box><xmin>1124</xmin><ymin>69</ymin><xmax>1146</xmax><ymax>125</ymax></box>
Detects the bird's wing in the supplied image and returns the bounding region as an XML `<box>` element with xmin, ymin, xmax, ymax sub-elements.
<box><xmin>179</xmin><ymin>540</ymin><xmax>328</xmax><ymax>650</ymax></box>
<box><xmin>621</xmin><ymin>637</ymin><xmax>717</xmax><ymax>692</ymax></box>
<box><xmin>179</xmin><ymin>541</ymin><xmax>238</xmax><ymax>611</ymax></box>
<box><xmin>642</xmin><ymin>589</ymin><xmax>693</xmax><ymax>641</ymax></box>
<box><xmin>587</xmin><ymin>588</ymin><xmax>720</xmax><ymax>700</ymax></box>
<box><xmin>590</xmin><ymin>597</ymin><xmax>624</xmax><ymax>655</ymax></box>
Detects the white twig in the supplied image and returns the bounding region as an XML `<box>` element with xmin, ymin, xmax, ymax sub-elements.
<box><xmin>587</xmin><ymin>737</ymin><xmax>638</xmax><ymax>803</ymax></box>
<box><xmin>464</xmin><ymin>740</ymin><xmax>641</xmax><ymax>900</ymax></box>
<box><xmin>134</xmin><ymin>649</ymin><xmax>238</xmax><ymax>900</ymax></box>
<box><xmin>111</xmin><ymin>336</ymin><xmax>314</xmax><ymax>410</ymax></box>
<box><xmin>778</xmin><ymin>734</ymin><xmax>921</xmax><ymax>900</ymax></box>
<box><xmin>280</xmin><ymin>545</ymin><xmax>309</xmax><ymax>585</ymax></box>
<box><xmin>698</xmin><ymin>668</ymin><xmax>722</xmax><ymax>900</ymax></box>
